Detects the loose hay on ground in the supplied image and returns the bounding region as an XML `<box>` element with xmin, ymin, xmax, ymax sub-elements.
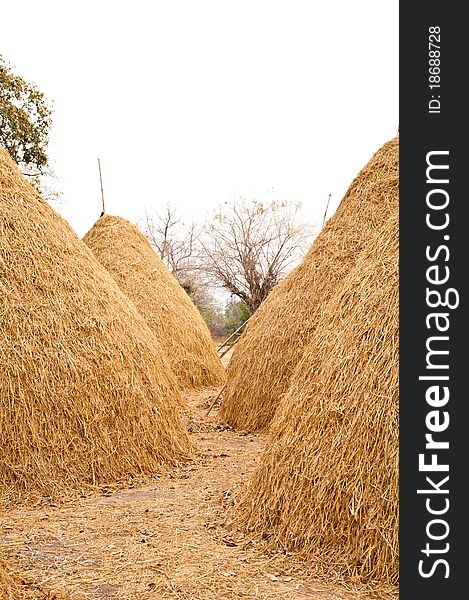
<box><xmin>220</xmin><ymin>136</ymin><xmax>399</xmax><ymax>432</ymax></box>
<box><xmin>0</xmin><ymin>396</ymin><xmax>398</xmax><ymax>599</ymax></box>
<box><xmin>240</xmin><ymin>212</ymin><xmax>399</xmax><ymax>586</ymax></box>
<box><xmin>0</xmin><ymin>148</ymin><xmax>194</xmax><ymax>507</ymax></box>
<box><xmin>0</xmin><ymin>553</ymin><xmax>71</xmax><ymax>600</ymax></box>
<box><xmin>83</xmin><ymin>216</ymin><xmax>226</xmax><ymax>391</ymax></box>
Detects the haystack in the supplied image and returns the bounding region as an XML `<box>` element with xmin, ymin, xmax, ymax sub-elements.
<box><xmin>220</xmin><ymin>136</ymin><xmax>398</xmax><ymax>431</ymax></box>
<box><xmin>241</xmin><ymin>212</ymin><xmax>399</xmax><ymax>584</ymax></box>
<box><xmin>0</xmin><ymin>556</ymin><xmax>20</xmax><ymax>600</ymax></box>
<box><xmin>83</xmin><ymin>216</ymin><xmax>226</xmax><ymax>390</ymax></box>
<box><xmin>0</xmin><ymin>148</ymin><xmax>194</xmax><ymax>506</ymax></box>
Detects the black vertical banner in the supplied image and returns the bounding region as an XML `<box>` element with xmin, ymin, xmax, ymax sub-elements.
<box><xmin>400</xmin><ymin>2</ymin><xmax>467</xmax><ymax>598</ymax></box>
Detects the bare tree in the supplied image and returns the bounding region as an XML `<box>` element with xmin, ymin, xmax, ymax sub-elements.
<box><xmin>138</xmin><ymin>204</ymin><xmax>220</xmax><ymax>325</ymax></box>
<box><xmin>138</xmin><ymin>199</ymin><xmax>315</xmax><ymax>315</ymax></box>
<box><xmin>198</xmin><ymin>198</ymin><xmax>315</xmax><ymax>314</ymax></box>
<box><xmin>138</xmin><ymin>204</ymin><xmax>200</xmax><ymax>282</ymax></box>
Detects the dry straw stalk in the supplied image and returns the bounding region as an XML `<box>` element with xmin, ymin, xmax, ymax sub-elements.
<box><xmin>0</xmin><ymin>553</ymin><xmax>71</xmax><ymax>599</ymax></box>
<box><xmin>0</xmin><ymin>148</ymin><xmax>194</xmax><ymax>507</ymax></box>
<box><xmin>83</xmin><ymin>216</ymin><xmax>226</xmax><ymax>391</ymax></box>
<box><xmin>0</xmin><ymin>555</ymin><xmax>21</xmax><ymax>600</ymax></box>
<box><xmin>220</xmin><ymin>136</ymin><xmax>399</xmax><ymax>432</ymax></box>
<box><xmin>241</xmin><ymin>211</ymin><xmax>399</xmax><ymax>585</ymax></box>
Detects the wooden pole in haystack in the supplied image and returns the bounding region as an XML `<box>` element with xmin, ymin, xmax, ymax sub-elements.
<box><xmin>322</xmin><ymin>193</ymin><xmax>331</xmax><ymax>229</ymax></box>
<box><xmin>205</xmin><ymin>384</ymin><xmax>226</xmax><ymax>417</ymax></box>
<box><xmin>217</xmin><ymin>315</ymin><xmax>253</xmax><ymax>355</ymax></box>
<box><xmin>98</xmin><ymin>158</ymin><xmax>105</xmax><ymax>217</ymax></box>
<box><xmin>207</xmin><ymin>315</ymin><xmax>254</xmax><ymax>417</ymax></box>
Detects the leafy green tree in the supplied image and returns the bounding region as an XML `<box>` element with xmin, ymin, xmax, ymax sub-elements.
<box><xmin>180</xmin><ymin>280</ymin><xmax>196</xmax><ymax>297</ymax></box>
<box><xmin>0</xmin><ymin>54</ymin><xmax>53</xmax><ymax>184</ymax></box>
<box><xmin>224</xmin><ymin>299</ymin><xmax>251</xmax><ymax>336</ymax></box>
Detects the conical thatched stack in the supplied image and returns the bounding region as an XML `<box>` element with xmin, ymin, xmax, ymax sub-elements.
<box><xmin>220</xmin><ymin>136</ymin><xmax>398</xmax><ymax>431</ymax></box>
<box><xmin>0</xmin><ymin>148</ymin><xmax>194</xmax><ymax>506</ymax></box>
<box><xmin>83</xmin><ymin>216</ymin><xmax>226</xmax><ymax>391</ymax></box>
<box><xmin>241</xmin><ymin>212</ymin><xmax>399</xmax><ymax>584</ymax></box>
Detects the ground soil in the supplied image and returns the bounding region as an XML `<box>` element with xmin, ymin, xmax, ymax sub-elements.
<box><xmin>0</xmin><ymin>350</ymin><xmax>397</xmax><ymax>600</ymax></box>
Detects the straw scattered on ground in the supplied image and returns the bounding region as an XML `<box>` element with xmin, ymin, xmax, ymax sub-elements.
<box><xmin>83</xmin><ymin>216</ymin><xmax>226</xmax><ymax>391</ymax></box>
<box><xmin>240</xmin><ymin>212</ymin><xmax>399</xmax><ymax>586</ymax></box>
<box><xmin>0</xmin><ymin>148</ymin><xmax>194</xmax><ymax>508</ymax></box>
<box><xmin>220</xmin><ymin>136</ymin><xmax>399</xmax><ymax>432</ymax></box>
<box><xmin>1</xmin><ymin>552</ymin><xmax>71</xmax><ymax>599</ymax></box>
<box><xmin>0</xmin><ymin>391</ymin><xmax>398</xmax><ymax>600</ymax></box>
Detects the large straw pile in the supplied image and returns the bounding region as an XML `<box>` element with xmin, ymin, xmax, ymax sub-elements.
<box><xmin>83</xmin><ymin>216</ymin><xmax>226</xmax><ymax>390</ymax></box>
<box><xmin>0</xmin><ymin>148</ymin><xmax>194</xmax><ymax>506</ymax></box>
<box><xmin>241</xmin><ymin>212</ymin><xmax>399</xmax><ymax>584</ymax></box>
<box><xmin>220</xmin><ymin>136</ymin><xmax>398</xmax><ymax>431</ymax></box>
<box><xmin>0</xmin><ymin>556</ymin><xmax>20</xmax><ymax>600</ymax></box>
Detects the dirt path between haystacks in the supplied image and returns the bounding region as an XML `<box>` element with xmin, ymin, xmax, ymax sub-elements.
<box><xmin>0</xmin><ymin>387</ymin><xmax>396</xmax><ymax>600</ymax></box>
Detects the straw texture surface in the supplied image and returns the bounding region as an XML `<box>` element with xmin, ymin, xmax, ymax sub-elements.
<box><xmin>241</xmin><ymin>212</ymin><xmax>399</xmax><ymax>584</ymax></box>
<box><xmin>0</xmin><ymin>148</ymin><xmax>194</xmax><ymax>507</ymax></box>
<box><xmin>83</xmin><ymin>216</ymin><xmax>226</xmax><ymax>391</ymax></box>
<box><xmin>221</xmin><ymin>137</ymin><xmax>399</xmax><ymax>432</ymax></box>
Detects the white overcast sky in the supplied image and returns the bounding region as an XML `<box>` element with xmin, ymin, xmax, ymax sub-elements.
<box><xmin>2</xmin><ymin>1</ymin><xmax>398</xmax><ymax>238</ymax></box>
